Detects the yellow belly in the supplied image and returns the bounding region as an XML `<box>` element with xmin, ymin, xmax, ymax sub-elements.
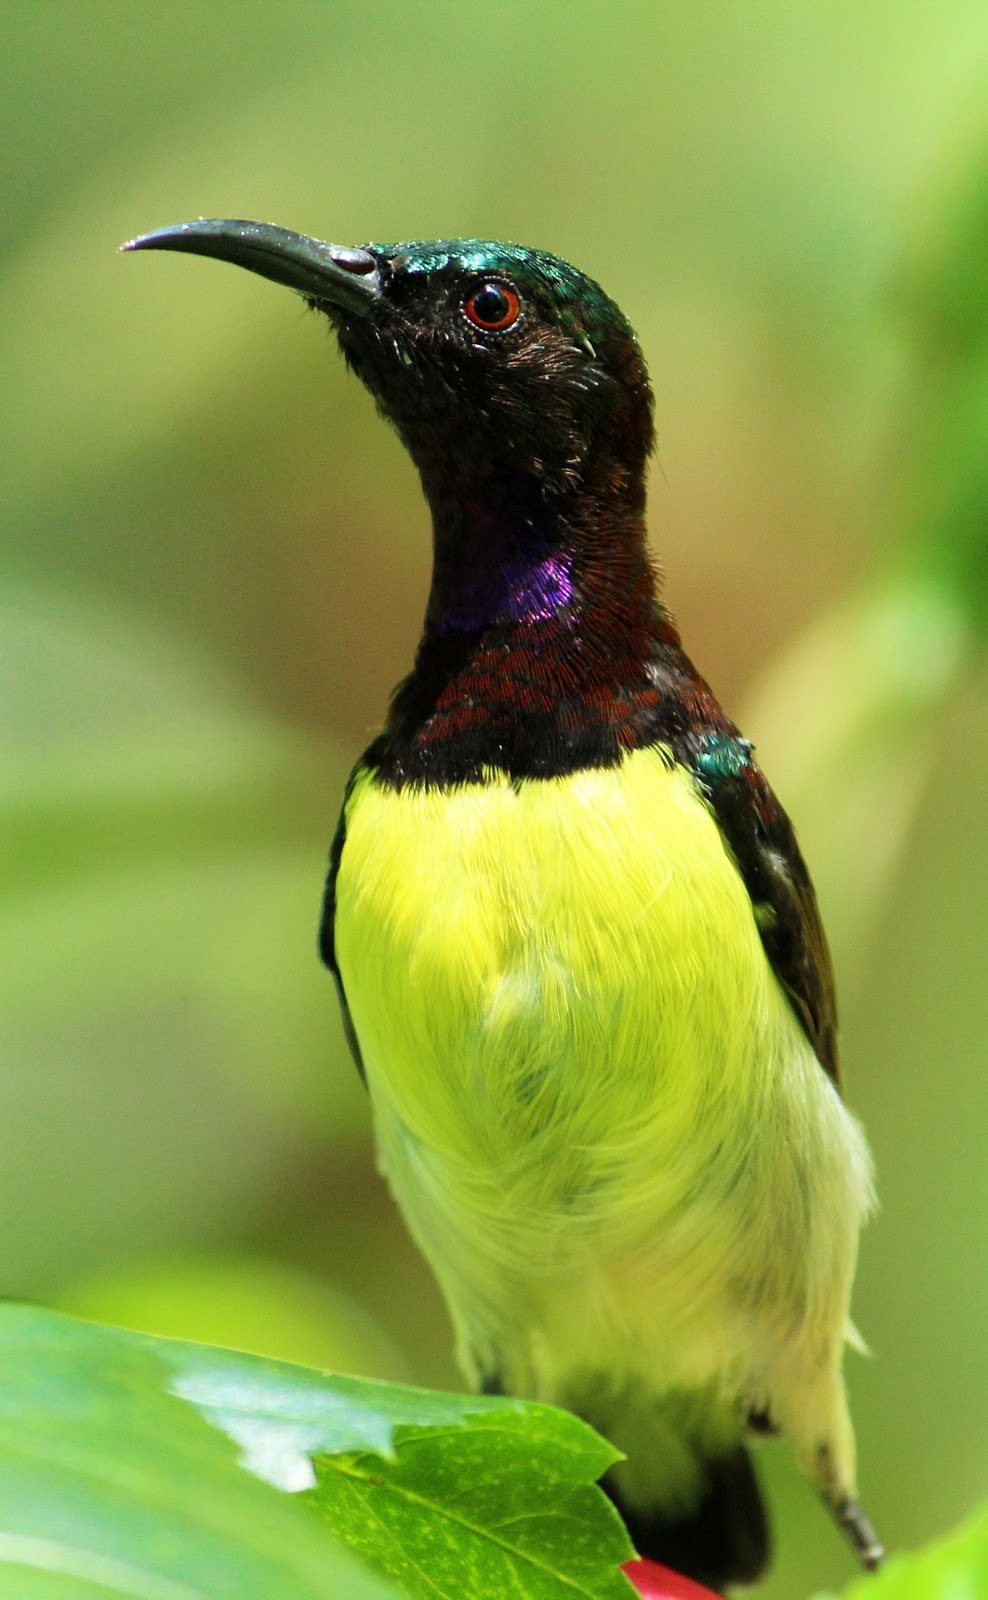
<box><xmin>334</xmin><ymin>745</ymin><xmax>870</xmax><ymax>1409</ymax></box>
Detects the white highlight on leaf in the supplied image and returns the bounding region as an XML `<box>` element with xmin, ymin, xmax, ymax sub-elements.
<box><xmin>169</xmin><ymin>1367</ymin><xmax>366</xmax><ymax>1492</ymax></box>
<box><xmin>211</xmin><ymin>1411</ymin><xmax>320</xmax><ymax>1492</ymax></box>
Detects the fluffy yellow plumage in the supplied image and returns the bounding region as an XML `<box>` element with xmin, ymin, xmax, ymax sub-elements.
<box><xmin>335</xmin><ymin>745</ymin><xmax>873</xmax><ymax>1517</ymax></box>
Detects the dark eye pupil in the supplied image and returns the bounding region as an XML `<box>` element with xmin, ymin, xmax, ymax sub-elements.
<box><xmin>473</xmin><ymin>283</ymin><xmax>510</xmax><ymax>323</ymax></box>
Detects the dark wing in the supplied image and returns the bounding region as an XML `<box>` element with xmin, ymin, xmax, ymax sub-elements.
<box><xmin>688</xmin><ymin>729</ymin><xmax>840</xmax><ymax>1086</ymax></box>
<box><xmin>644</xmin><ymin>635</ymin><xmax>840</xmax><ymax>1088</ymax></box>
<box><xmin>319</xmin><ymin>764</ymin><xmax>367</xmax><ymax>1083</ymax></box>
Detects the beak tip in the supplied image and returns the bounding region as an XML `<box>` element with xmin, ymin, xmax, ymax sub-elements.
<box><xmin>121</xmin><ymin>223</ymin><xmax>192</xmax><ymax>254</ymax></box>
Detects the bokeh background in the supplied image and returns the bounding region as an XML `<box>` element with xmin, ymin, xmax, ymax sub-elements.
<box><xmin>3</xmin><ymin>3</ymin><xmax>987</xmax><ymax>1594</ymax></box>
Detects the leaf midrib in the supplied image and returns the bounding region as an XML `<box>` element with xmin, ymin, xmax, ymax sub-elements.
<box><xmin>326</xmin><ymin>1453</ymin><xmax>615</xmax><ymax>1599</ymax></box>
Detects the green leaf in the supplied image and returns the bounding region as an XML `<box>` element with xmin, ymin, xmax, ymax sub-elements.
<box><xmin>0</xmin><ymin>1305</ymin><xmax>633</xmax><ymax>1600</ymax></box>
<box><xmin>0</xmin><ymin>1305</ymin><xmax>398</xmax><ymax>1599</ymax></box>
<box><xmin>308</xmin><ymin>1413</ymin><xmax>633</xmax><ymax>1600</ymax></box>
<box><xmin>158</xmin><ymin>1327</ymin><xmax>633</xmax><ymax>1598</ymax></box>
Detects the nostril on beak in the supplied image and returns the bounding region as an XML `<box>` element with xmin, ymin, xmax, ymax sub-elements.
<box><xmin>330</xmin><ymin>247</ymin><xmax>377</xmax><ymax>275</ymax></box>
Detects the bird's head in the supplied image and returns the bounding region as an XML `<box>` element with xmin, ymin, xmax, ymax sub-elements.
<box><xmin>124</xmin><ymin>221</ymin><xmax>654</xmax><ymax>506</ymax></box>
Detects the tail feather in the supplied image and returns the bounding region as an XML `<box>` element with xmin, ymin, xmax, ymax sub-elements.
<box><xmin>603</xmin><ymin>1445</ymin><xmax>770</xmax><ymax>1593</ymax></box>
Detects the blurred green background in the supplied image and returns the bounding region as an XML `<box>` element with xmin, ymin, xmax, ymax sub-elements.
<box><xmin>3</xmin><ymin>3</ymin><xmax>987</xmax><ymax>1594</ymax></box>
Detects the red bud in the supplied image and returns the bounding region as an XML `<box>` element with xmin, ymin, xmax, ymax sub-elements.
<box><xmin>621</xmin><ymin>1557</ymin><xmax>723</xmax><ymax>1599</ymax></box>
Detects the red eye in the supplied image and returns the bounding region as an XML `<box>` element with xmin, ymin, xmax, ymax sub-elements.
<box><xmin>464</xmin><ymin>281</ymin><xmax>521</xmax><ymax>331</ymax></box>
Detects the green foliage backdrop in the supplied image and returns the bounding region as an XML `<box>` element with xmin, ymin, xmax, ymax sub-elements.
<box><xmin>3</xmin><ymin>5</ymin><xmax>986</xmax><ymax>1596</ymax></box>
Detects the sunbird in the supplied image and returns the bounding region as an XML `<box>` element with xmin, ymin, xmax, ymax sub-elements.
<box><xmin>126</xmin><ymin>219</ymin><xmax>881</xmax><ymax>1589</ymax></box>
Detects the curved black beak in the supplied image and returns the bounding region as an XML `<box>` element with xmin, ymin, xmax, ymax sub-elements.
<box><xmin>122</xmin><ymin>218</ymin><xmax>381</xmax><ymax>315</ymax></box>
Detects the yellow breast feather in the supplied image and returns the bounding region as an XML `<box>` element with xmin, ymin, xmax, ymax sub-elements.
<box><xmin>334</xmin><ymin>744</ymin><xmax>872</xmax><ymax>1504</ymax></box>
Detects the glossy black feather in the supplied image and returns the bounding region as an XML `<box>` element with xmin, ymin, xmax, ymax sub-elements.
<box><xmin>320</xmin><ymin>774</ymin><xmax>366</xmax><ymax>1083</ymax></box>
